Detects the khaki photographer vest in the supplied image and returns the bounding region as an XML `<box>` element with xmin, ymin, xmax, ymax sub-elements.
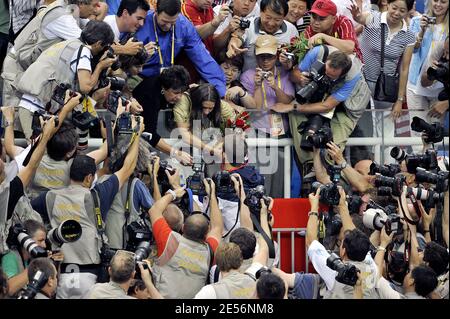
<box><xmin>0</xmin><ymin>180</ymin><xmax>44</xmax><ymax>255</ymax></box>
<box><xmin>316</xmin><ymin>45</ymin><xmax>371</xmax><ymax>122</ymax></box>
<box><xmin>212</xmin><ymin>271</ymin><xmax>256</xmax><ymax>299</ymax></box>
<box><xmin>16</xmin><ymin>0</ymin><xmax>67</xmax><ymax>70</ymax></box>
<box><xmin>152</xmin><ymin>232</ymin><xmax>211</xmax><ymax>298</ymax></box>
<box><xmin>28</xmin><ymin>155</ymin><xmax>73</xmax><ymax>200</ymax></box>
<box><xmin>324</xmin><ymin>260</ymin><xmax>380</xmax><ymax>299</ymax></box>
<box><xmin>16</xmin><ymin>39</ymin><xmax>84</xmax><ymax>107</ymax></box>
<box><xmin>46</xmin><ymin>184</ymin><xmax>103</xmax><ymax>265</ymax></box>
<box><xmin>98</xmin><ymin>175</ymin><xmax>145</xmax><ymax>250</ymax></box>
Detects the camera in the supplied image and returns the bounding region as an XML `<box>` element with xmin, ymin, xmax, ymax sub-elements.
<box><xmin>106</xmin><ymin>90</ymin><xmax>129</xmax><ymax>115</ymax></box>
<box><xmin>108</xmin><ymin>76</ymin><xmax>126</xmax><ymax>91</ymax></box>
<box><xmin>213</xmin><ymin>171</ymin><xmax>234</xmax><ymax>195</ymax></box>
<box><xmin>97</xmin><ymin>48</ymin><xmax>122</xmax><ymax>89</ymax></box>
<box><xmin>306</xmin><ymin>125</ymin><xmax>333</xmax><ymax>149</ymax></box>
<box><xmin>17</xmin><ymin>270</ymin><xmax>48</xmax><ymax>299</ymax></box>
<box><xmin>6</xmin><ymin>224</ymin><xmax>48</xmax><ymax>259</ymax></box>
<box><xmin>296</xmin><ymin>60</ymin><xmax>326</xmax><ymax>104</ymax></box>
<box><xmin>255</xmin><ymin>266</ymin><xmax>272</xmax><ymax>280</ymax></box>
<box><xmin>116</xmin><ymin>112</ymin><xmax>136</xmax><ymax>135</ymax></box>
<box><xmin>374</xmin><ymin>173</ymin><xmax>406</xmax><ymax>196</ymax></box>
<box><xmin>415</xmin><ymin>167</ymin><xmax>449</xmax><ymax>193</ymax></box>
<box><xmin>362</xmin><ymin>208</ymin><xmax>402</xmax><ymax>235</ymax></box>
<box><xmin>427</xmin><ymin>57</ymin><xmax>448</xmax><ymax>83</ymax></box>
<box><xmin>126</xmin><ymin>220</ymin><xmax>153</xmax><ymax>252</ymax></box>
<box><xmin>426</xmin><ymin>15</ymin><xmax>437</xmax><ymax>24</ymax></box>
<box><xmin>51</xmin><ymin>83</ymin><xmax>74</xmax><ymax>106</ymax></box>
<box><xmin>156</xmin><ymin>160</ymin><xmax>176</xmax><ymax>194</ymax></box>
<box><xmin>369</xmin><ymin>162</ymin><xmax>401</xmax><ymax>177</ymax></box>
<box><xmin>244</xmin><ymin>185</ymin><xmax>271</xmax><ymax>217</ymax></box>
<box><xmin>261</xmin><ymin>71</ymin><xmax>271</xmax><ymax>79</ymax></box>
<box><xmin>311</xmin><ymin>181</ymin><xmax>341</xmax><ymax>206</ymax></box>
<box><xmin>133</xmin><ymin>241</ymin><xmax>152</xmax><ymax>281</ymax></box>
<box><xmin>390</xmin><ymin>147</ymin><xmax>407</xmax><ymax>162</ymax></box>
<box><xmin>47</xmin><ymin>219</ymin><xmax>82</xmax><ymax>248</ymax></box>
<box><xmin>347</xmin><ymin>194</ymin><xmax>363</xmax><ymax>215</ymax></box>
<box><xmin>107</xmin><ymin>47</ymin><xmax>121</xmax><ymax>71</ymax></box>
<box><xmin>72</xmin><ymin>110</ymin><xmax>98</xmax><ymax>131</ymax></box>
<box><xmin>411</xmin><ymin>117</ymin><xmax>445</xmax><ymax>144</ymax></box>
<box><xmin>187</xmin><ymin>163</ymin><xmax>207</xmax><ymax>196</ymax></box>
<box><xmin>323</xmin><ymin>213</ymin><xmax>343</xmax><ymax>237</ymax></box>
<box><xmin>405</xmin><ymin>149</ymin><xmax>438</xmax><ymax>173</ymax></box>
<box><xmin>239</xmin><ymin>18</ymin><xmax>250</xmax><ymax>29</ymax></box>
<box><xmin>31</xmin><ymin>111</ymin><xmax>59</xmax><ymax>139</ymax></box>
<box><xmin>326</xmin><ymin>253</ymin><xmax>359</xmax><ymax>286</ymax></box>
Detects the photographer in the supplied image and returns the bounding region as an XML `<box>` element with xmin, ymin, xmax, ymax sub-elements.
<box><xmin>104</xmin><ymin>0</ymin><xmax>150</xmax><ymax>54</ymax></box>
<box><xmin>419</xmin><ymin>36</ymin><xmax>449</xmax><ymax>121</ymax></box>
<box><xmin>194</xmin><ymin>242</ymin><xmax>256</xmax><ymax>299</ymax></box>
<box><xmin>86</xmin><ymin>250</ymin><xmax>162</xmax><ymax>299</ymax></box>
<box><xmin>147</xmin><ymin>173</ymin><xmax>223</xmax><ymax>298</ymax></box>
<box><xmin>306</xmin><ymin>187</ymin><xmax>380</xmax><ymax>298</ymax></box>
<box><xmin>30</xmin><ymin>116</ymin><xmax>144</xmax><ymax>298</ymax></box>
<box><xmin>213</xmin><ymin>0</ymin><xmax>260</xmax><ymax>54</ymax></box>
<box><xmin>273</xmin><ymin>47</ymin><xmax>370</xmax><ymax>174</ymax></box>
<box><xmin>15</xmin><ymin>20</ymin><xmax>116</xmax><ymax>140</ymax></box>
<box><xmin>21</xmin><ymin>257</ymin><xmax>58</xmax><ymax>299</ymax></box>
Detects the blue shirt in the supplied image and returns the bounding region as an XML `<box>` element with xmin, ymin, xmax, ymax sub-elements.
<box><xmin>299</xmin><ymin>46</ymin><xmax>361</xmax><ymax>102</ymax></box>
<box><xmin>106</xmin><ymin>0</ymin><xmax>120</xmax><ymax>15</ymax></box>
<box><xmin>135</xmin><ymin>11</ymin><xmax>226</xmax><ymax>96</ymax></box>
<box><xmin>133</xmin><ymin>179</ymin><xmax>154</xmax><ymax>211</ymax></box>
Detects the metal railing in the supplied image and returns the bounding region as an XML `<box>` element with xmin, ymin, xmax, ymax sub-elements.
<box><xmin>272</xmin><ymin>227</ymin><xmax>306</xmax><ymax>273</ymax></box>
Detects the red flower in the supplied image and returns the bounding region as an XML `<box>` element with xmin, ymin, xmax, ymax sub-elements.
<box><xmin>235</xmin><ymin>118</ymin><xmax>245</xmax><ymax>127</ymax></box>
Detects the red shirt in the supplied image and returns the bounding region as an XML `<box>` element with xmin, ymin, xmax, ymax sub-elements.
<box><xmin>153</xmin><ymin>217</ymin><xmax>219</xmax><ymax>258</ymax></box>
<box><xmin>304</xmin><ymin>15</ymin><xmax>363</xmax><ymax>62</ymax></box>
<box><xmin>181</xmin><ymin>0</ymin><xmax>215</xmax><ymax>53</ymax></box>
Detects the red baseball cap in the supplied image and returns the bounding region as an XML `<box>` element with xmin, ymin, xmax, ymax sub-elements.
<box><xmin>309</xmin><ymin>0</ymin><xmax>337</xmax><ymax>17</ymax></box>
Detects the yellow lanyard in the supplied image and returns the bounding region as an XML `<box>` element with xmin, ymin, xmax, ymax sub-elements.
<box><xmin>261</xmin><ymin>68</ymin><xmax>281</xmax><ymax>110</ymax></box>
<box><xmin>153</xmin><ymin>15</ymin><xmax>175</xmax><ymax>68</ymax></box>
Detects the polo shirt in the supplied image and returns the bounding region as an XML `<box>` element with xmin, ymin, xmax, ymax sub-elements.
<box><xmin>181</xmin><ymin>0</ymin><xmax>215</xmax><ymax>53</ymax></box>
<box><xmin>304</xmin><ymin>15</ymin><xmax>363</xmax><ymax>61</ymax></box>
<box><xmin>241</xmin><ymin>17</ymin><xmax>299</xmax><ymax>72</ymax></box>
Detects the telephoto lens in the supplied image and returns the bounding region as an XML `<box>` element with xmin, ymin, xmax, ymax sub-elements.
<box><xmin>47</xmin><ymin>219</ymin><xmax>82</xmax><ymax>248</ymax></box>
<box><xmin>16</xmin><ymin>233</ymin><xmax>48</xmax><ymax>259</ymax></box>
<box><xmin>390</xmin><ymin>147</ymin><xmax>407</xmax><ymax>162</ymax></box>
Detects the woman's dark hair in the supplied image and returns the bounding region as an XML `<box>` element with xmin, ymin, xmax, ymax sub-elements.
<box><xmin>81</xmin><ymin>20</ymin><xmax>115</xmax><ymax>47</ymax></box>
<box><xmin>160</xmin><ymin>65</ymin><xmax>190</xmax><ymax>91</ymax></box>
<box><xmin>156</xmin><ymin>0</ymin><xmax>181</xmax><ymax>16</ymax></box>
<box><xmin>47</xmin><ymin>122</ymin><xmax>78</xmax><ymax>161</ymax></box>
<box><xmin>189</xmin><ymin>84</ymin><xmax>221</xmax><ymax>128</ymax></box>
<box><xmin>117</xmin><ymin>0</ymin><xmax>150</xmax><ymax>17</ymax></box>
<box><xmin>387</xmin><ymin>0</ymin><xmax>415</xmax><ymax>11</ymax></box>
<box><xmin>260</xmin><ymin>0</ymin><xmax>289</xmax><ymax>16</ymax></box>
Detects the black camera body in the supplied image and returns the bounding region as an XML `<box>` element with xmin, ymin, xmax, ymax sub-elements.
<box><xmin>72</xmin><ymin>110</ymin><xmax>98</xmax><ymax>131</ymax></box>
<box><xmin>134</xmin><ymin>241</ymin><xmax>153</xmax><ymax>280</ymax></box>
<box><xmin>311</xmin><ymin>181</ymin><xmax>341</xmax><ymax>206</ymax></box>
<box><xmin>213</xmin><ymin>171</ymin><xmax>234</xmax><ymax>195</ymax></box>
<box><xmin>427</xmin><ymin>58</ymin><xmax>448</xmax><ymax>83</ymax></box>
<box><xmin>415</xmin><ymin>167</ymin><xmax>449</xmax><ymax>193</ymax></box>
<box><xmin>31</xmin><ymin>111</ymin><xmax>59</xmax><ymax>139</ymax></box>
<box><xmin>106</xmin><ymin>90</ymin><xmax>129</xmax><ymax>114</ymax></box>
<box><xmin>326</xmin><ymin>253</ymin><xmax>359</xmax><ymax>286</ymax></box>
<box><xmin>51</xmin><ymin>83</ymin><xmax>73</xmax><ymax>106</ymax></box>
<box><xmin>156</xmin><ymin>160</ymin><xmax>176</xmax><ymax>194</ymax></box>
<box><xmin>108</xmin><ymin>76</ymin><xmax>126</xmax><ymax>91</ymax></box>
<box><xmin>298</xmin><ymin>115</ymin><xmax>331</xmax><ymax>151</ymax></box>
<box><xmin>347</xmin><ymin>194</ymin><xmax>363</xmax><ymax>215</ymax></box>
<box><xmin>244</xmin><ymin>185</ymin><xmax>271</xmax><ymax>216</ymax></box>
<box><xmin>126</xmin><ymin>220</ymin><xmax>153</xmax><ymax>252</ymax></box>
<box><xmin>374</xmin><ymin>173</ymin><xmax>406</xmax><ymax>197</ymax></box>
<box><xmin>296</xmin><ymin>60</ymin><xmax>326</xmax><ymax>104</ymax></box>
<box><xmin>324</xmin><ymin>213</ymin><xmax>343</xmax><ymax>237</ymax></box>
<box><xmin>116</xmin><ymin>112</ymin><xmax>136</xmax><ymax>135</ymax></box>
<box><xmin>405</xmin><ymin>149</ymin><xmax>438</xmax><ymax>174</ymax></box>
<box><xmin>369</xmin><ymin>162</ymin><xmax>401</xmax><ymax>177</ymax></box>
<box><xmin>17</xmin><ymin>270</ymin><xmax>48</xmax><ymax>299</ymax></box>
<box><xmin>306</xmin><ymin>125</ymin><xmax>333</xmax><ymax>149</ymax></box>
<box><xmin>187</xmin><ymin>164</ymin><xmax>207</xmax><ymax>196</ymax></box>
<box><xmin>239</xmin><ymin>18</ymin><xmax>250</xmax><ymax>29</ymax></box>
<box><xmin>411</xmin><ymin>116</ymin><xmax>445</xmax><ymax>144</ymax></box>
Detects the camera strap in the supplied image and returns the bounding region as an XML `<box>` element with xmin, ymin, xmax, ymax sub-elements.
<box><xmin>250</xmin><ymin>214</ymin><xmax>275</xmax><ymax>259</ymax></box>
<box><xmin>90</xmin><ymin>188</ymin><xmax>107</xmax><ymax>249</ymax></box>
<box><xmin>122</xmin><ymin>178</ymin><xmax>134</xmax><ymax>249</ymax></box>
<box><xmin>399</xmin><ymin>194</ymin><xmax>419</xmax><ymax>225</ymax></box>
<box><xmin>103</xmin><ymin>112</ymin><xmax>114</xmax><ymax>157</ymax></box>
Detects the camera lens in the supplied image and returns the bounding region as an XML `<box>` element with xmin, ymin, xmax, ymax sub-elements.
<box><xmin>48</xmin><ymin>219</ymin><xmax>82</xmax><ymax>247</ymax></box>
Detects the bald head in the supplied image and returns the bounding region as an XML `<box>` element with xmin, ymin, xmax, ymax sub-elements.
<box><xmin>110</xmin><ymin>251</ymin><xmax>135</xmax><ymax>284</ymax></box>
<box><xmin>354</xmin><ymin>160</ymin><xmax>372</xmax><ymax>176</ymax></box>
<box><xmin>183</xmin><ymin>214</ymin><xmax>209</xmax><ymax>242</ymax></box>
<box><xmin>163</xmin><ymin>204</ymin><xmax>184</xmax><ymax>232</ymax></box>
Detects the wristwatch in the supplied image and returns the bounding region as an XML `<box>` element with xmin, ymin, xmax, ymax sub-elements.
<box><xmin>166</xmin><ymin>189</ymin><xmax>177</xmax><ymax>201</ymax></box>
<box><xmin>340</xmin><ymin>160</ymin><xmax>348</xmax><ymax>169</ymax></box>
<box><xmin>3</xmin><ymin>119</ymin><xmax>12</xmax><ymax>127</ymax></box>
<box><xmin>293</xmin><ymin>103</ymin><xmax>298</xmax><ymax>111</ymax></box>
<box><xmin>397</xmin><ymin>96</ymin><xmax>405</xmax><ymax>102</ymax></box>
<box><xmin>308</xmin><ymin>211</ymin><xmax>319</xmax><ymax>217</ymax></box>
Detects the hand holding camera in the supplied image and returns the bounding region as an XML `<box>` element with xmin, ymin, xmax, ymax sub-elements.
<box><xmin>380</xmin><ymin>225</ymin><xmax>394</xmax><ymax>248</ymax></box>
<box><xmin>149</xmin><ymin>154</ymin><xmax>160</xmax><ymax>178</ymax></box>
<box><xmin>99</xmin><ymin>49</ymin><xmax>118</xmax><ymax>70</ymax></box>
<box><xmin>166</xmin><ymin>167</ymin><xmax>181</xmax><ymax>188</ymax></box>
<box><xmin>64</xmin><ymin>89</ymin><xmax>82</xmax><ymax>107</ymax></box>
<box><xmin>308</xmin><ymin>187</ymin><xmax>320</xmax><ymax>212</ymax></box>
<box><xmin>326</xmin><ymin>141</ymin><xmax>345</xmax><ymax>166</ymax></box>
<box><xmin>203</xmin><ymin>178</ymin><xmax>216</xmax><ymax>197</ymax></box>
<box><xmin>122</xmin><ymin>37</ymin><xmax>144</xmax><ymax>56</ymax></box>
<box><xmin>230</xmin><ymin>173</ymin><xmax>245</xmax><ymax>198</ymax></box>
<box><xmin>279</xmin><ymin>50</ymin><xmax>295</xmax><ymax>70</ymax></box>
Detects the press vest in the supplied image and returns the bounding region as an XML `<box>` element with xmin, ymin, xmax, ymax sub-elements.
<box><xmin>98</xmin><ymin>175</ymin><xmax>143</xmax><ymax>250</ymax></box>
<box><xmin>16</xmin><ymin>38</ymin><xmax>84</xmax><ymax>106</ymax></box>
<box><xmin>212</xmin><ymin>271</ymin><xmax>256</xmax><ymax>299</ymax></box>
<box><xmin>152</xmin><ymin>232</ymin><xmax>211</xmax><ymax>298</ymax></box>
<box><xmin>324</xmin><ymin>260</ymin><xmax>380</xmax><ymax>299</ymax></box>
<box><xmin>28</xmin><ymin>155</ymin><xmax>73</xmax><ymax>200</ymax></box>
<box><xmin>0</xmin><ymin>180</ymin><xmax>43</xmax><ymax>255</ymax></box>
<box><xmin>46</xmin><ymin>184</ymin><xmax>103</xmax><ymax>265</ymax></box>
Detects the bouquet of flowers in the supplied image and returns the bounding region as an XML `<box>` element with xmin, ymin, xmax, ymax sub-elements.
<box><xmin>279</xmin><ymin>33</ymin><xmax>310</xmax><ymax>65</ymax></box>
<box><xmin>226</xmin><ymin>111</ymin><xmax>251</xmax><ymax>133</ymax></box>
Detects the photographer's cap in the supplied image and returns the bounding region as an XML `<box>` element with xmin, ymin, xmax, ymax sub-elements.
<box><xmin>255</xmin><ymin>35</ymin><xmax>278</xmax><ymax>56</ymax></box>
<box><xmin>309</xmin><ymin>0</ymin><xmax>337</xmax><ymax>17</ymax></box>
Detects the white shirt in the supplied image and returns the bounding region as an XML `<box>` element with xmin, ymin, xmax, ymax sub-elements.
<box><xmin>42</xmin><ymin>14</ymin><xmax>82</xmax><ymax>40</ymax></box>
<box><xmin>213</xmin><ymin>1</ymin><xmax>260</xmax><ymax>35</ymax></box>
<box><xmin>104</xmin><ymin>15</ymin><xmax>120</xmax><ymax>42</ymax></box>
<box><xmin>375</xmin><ymin>276</ymin><xmax>404</xmax><ymax>299</ymax></box>
<box><xmin>331</xmin><ymin>0</ymin><xmax>371</xmax><ymax>27</ymax></box>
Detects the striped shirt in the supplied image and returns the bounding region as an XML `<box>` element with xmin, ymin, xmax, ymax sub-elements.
<box><xmin>304</xmin><ymin>15</ymin><xmax>363</xmax><ymax>61</ymax></box>
<box><xmin>9</xmin><ymin>0</ymin><xmax>39</xmax><ymax>34</ymax></box>
<box><xmin>295</xmin><ymin>14</ymin><xmax>311</xmax><ymax>33</ymax></box>
<box><xmin>360</xmin><ymin>11</ymin><xmax>415</xmax><ymax>82</ymax></box>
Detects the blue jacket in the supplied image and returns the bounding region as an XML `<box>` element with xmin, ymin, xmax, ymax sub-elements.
<box><xmin>135</xmin><ymin>11</ymin><xmax>226</xmax><ymax>97</ymax></box>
